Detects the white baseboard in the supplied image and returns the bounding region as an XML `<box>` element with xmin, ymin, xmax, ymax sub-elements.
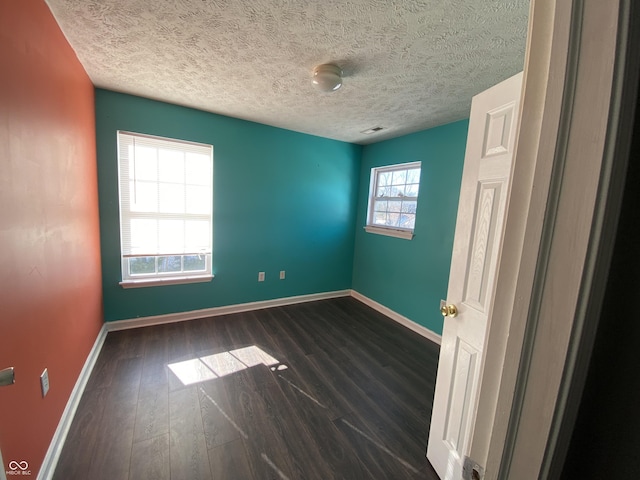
<box><xmin>106</xmin><ymin>289</ymin><xmax>352</xmax><ymax>331</ymax></box>
<box><xmin>350</xmin><ymin>290</ymin><xmax>442</xmax><ymax>345</ymax></box>
<box><xmin>37</xmin><ymin>324</ymin><xmax>108</xmax><ymax>480</ymax></box>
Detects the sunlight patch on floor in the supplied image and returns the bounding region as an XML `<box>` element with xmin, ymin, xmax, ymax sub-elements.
<box><xmin>168</xmin><ymin>345</ymin><xmax>280</xmax><ymax>386</ymax></box>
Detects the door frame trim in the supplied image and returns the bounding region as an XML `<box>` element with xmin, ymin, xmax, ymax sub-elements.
<box><xmin>467</xmin><ymin>1</ymin><xmax>635</xmax><ymax>478</ymax></box>
<box><xmin>536</xmin><ymin>0</ymin><xmax>640</xmax><ymax>477</ymax></box>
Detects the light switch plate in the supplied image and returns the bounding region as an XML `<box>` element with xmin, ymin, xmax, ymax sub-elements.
<box><xmin>0</xmin><ymin>367</ymin><xmax>15</xmax><ymax>387</ymax></box>
<box><xmin>40</xmin><ymin>368</ymin><xmax>49</xmax><ymax>398</ymax></box>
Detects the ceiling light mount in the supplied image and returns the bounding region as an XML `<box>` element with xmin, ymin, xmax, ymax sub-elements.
<box><xmin>312</xmin><ymin>64</ymin><xmax>343</xmax><ymax>92</ymax></box>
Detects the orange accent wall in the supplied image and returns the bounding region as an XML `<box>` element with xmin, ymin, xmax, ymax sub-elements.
<box><xmin>0</xmin><ymin>0</ymin><xmax>103</xmax><ymax>476</ymax></box>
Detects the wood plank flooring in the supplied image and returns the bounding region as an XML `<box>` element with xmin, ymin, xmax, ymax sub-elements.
<box><xmin>53</xmin><ymin>297</ymin><xmax>441</xmax><ymax>480</ymax></box>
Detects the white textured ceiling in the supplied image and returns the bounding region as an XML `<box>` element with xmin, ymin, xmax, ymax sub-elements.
<box><xmin>45</xmin><ymin>0</ymin><xmax>529</xmax><ymax>144</ymax></box>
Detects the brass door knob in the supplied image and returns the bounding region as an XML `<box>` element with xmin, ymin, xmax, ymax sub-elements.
<box><xmin>440</xmin><ymin>304</ymin><xmax>458</xmax><ymax>318</ymax></box>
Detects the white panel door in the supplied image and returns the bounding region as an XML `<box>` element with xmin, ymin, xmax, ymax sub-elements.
<box><xmin>427</xmin><ymin>72</ymin><xmax>523</xmax><ymax>479</ymax></box>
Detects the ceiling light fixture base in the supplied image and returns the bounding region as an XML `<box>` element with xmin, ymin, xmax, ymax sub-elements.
<box><xmin>312</xmin><ymin>64</ymin><xmax>343</xmax><ymax>92</ymax></box>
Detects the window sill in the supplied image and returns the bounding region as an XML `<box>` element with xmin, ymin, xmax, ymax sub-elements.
<box><xmin>364</xmin><ymin>225</ymin><xmax>415</xmax><ymax>240</ymax></box>
<box><xmin>119</xmin><ymin>274</ymin><xmax>214</xmax><ymax>289</ymax></box>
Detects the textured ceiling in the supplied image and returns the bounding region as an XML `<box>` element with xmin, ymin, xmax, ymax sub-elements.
<box><xmin>45</xmin><ymin>0</ymin><xmax>529</xmax><ymax>144</ymax></box>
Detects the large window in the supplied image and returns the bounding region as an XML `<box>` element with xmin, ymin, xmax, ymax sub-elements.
<box><xmin>365</xmin><ymin>161</ymin><xmax>421</xmax><ymax>240</ymax></box>
<box><xmin>117</xmin><ymin>131</ymin><xmax>213</xmax><ymax>287</ymax></box>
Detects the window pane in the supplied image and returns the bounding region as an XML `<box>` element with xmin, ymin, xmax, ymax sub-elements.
<box><xmin>158</xmin><ymin>255</ymin><xmax>182</xmax><ymax>273</ymax></box>
<box><xmin>158</xmin><ymin>149</ymin><xmax>184</xmax><ymax>183</ymax></box>
<box><xmin>159</xmin><ymin>183</ymin><xmax>185</xmax><ymax>213</ymax></box>
<box><xmin>406</xmin><ymin>183</ymin><xmax>419</xmax><ymax>197</ymax></box>
<box><xmin>185</xmin><ymin>153</ymin><xmax>211</xmax><ymax>185</ymax></box>
<box><xmin>129</xmin><ymin>257</ymin><xmax>156</xmax><ymax>275</ymax></box>
<box><xmin>388</xmin><ymin>200</ymin><xmax>402</xmax><ymax>213</ymax></box>
<box><xmin>130</xmin><ymin>181</ymin><xmax>158</xmax><ymax>212</ymax></box>
<box><xmin>401</xmin><ymin>201</ymin><xmax>417</xmax><ymax>213</ymax></box>
<box><xmin>374</xmin><ymin>212</ymin><xmax>388</xmax><ymax>225</ymax></box>
<box><xmin>400</xmin><ymin>214</ymin><xmax>416</xmax><ymax>229</ymax></box>
<box><xmin>376</xmin><ymin>186</ymin><xmax>390</xmax><ymax>197</ymax></box>
<box><xmin>158</xmin><ymin>220</ymin><xmax>184</xmax><ymax>253</ymax></box>
<box><xmin>186</xmin><ymin>185</ymin><xmax>211</xmax><ymax>214</ymax></box>
<box><xmin>185</xmin><ymin>220</ymin><xmax>210</xmax><ymax>251</ymax></box>
<box><xmin>407</xmin><ymin>168</ymin><xmax>421</xmax><ymax>184</ymax></box>
<box><xmin>130</xmin><ymin>219</ymin><xmax>158</xmax><ymax>253</ymax></box>
<box><xmin>132</xmin><ymin>145</ymin><xmax>157</xmax><ymax>181</ymax></box>
<box><xmin>390</xmin><ymin>185</ymin><xmax>405</xmax><ymax>197</ymax></box>
<box><xmin>391</xmin><ymin>170</ymin><xmax>407</xmax><ymax>185</ymax></box>
<box><xmin>184</xmin><ymin>254</ymin><xmax>206</xmax><ymax>271</ymax></box>
<box><xmin>374</xmin><ymin>200</ymin><xmax>388</xmax><ymax>212</ymax></box>
<box><xmin>388</xmin><ymin>212</ymin><xmax>401</xmax><ymax>227</ymax></box>
<box><xmin>378</xmin><ymin>171</ymin><xmax>392</xmax><ymax>186</ymax></box>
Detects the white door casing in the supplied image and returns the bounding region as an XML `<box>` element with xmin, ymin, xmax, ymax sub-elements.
<box><xmin>0</xmin><ymin>448</ymin><xmax>6</xmax><ymax>480</ymax></box>
<box><xmin>427</xmin><ymin>71</ymin><xmax>523</xmax><ymax>480</ymax></box>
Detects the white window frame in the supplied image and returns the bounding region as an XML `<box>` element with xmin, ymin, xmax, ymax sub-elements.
<box><xmin>117</xmin><ymin>131</ymin><xmax>214</xmax><ymax>288</ymax></box>
<box><xmin>365</xmin><ymin>161</ymin><xmax>421</xmax><ymax>240</ymax></box>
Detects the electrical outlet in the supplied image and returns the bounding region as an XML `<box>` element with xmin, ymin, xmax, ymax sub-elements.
<box><xmin>258</xmin><ymin>271</ymin><xmax>265</xmax><ymax>282</ymax></box>
<box><xmin>40</xmin><ymin>368</ymin><xmax>49</xmax><ymax>398</ymax></box>
<box><xmin>279</xmin><ymin>270</ymin><xmax>285</xmax><ymax>280</ymax></box>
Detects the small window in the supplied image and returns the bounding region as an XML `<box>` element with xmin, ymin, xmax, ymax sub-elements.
<box><xmin>365</xmin><ymin>161</ymin><xmax>421</xmax><ymax>240</ymax></box>
<box><xmin>117</xmin><ymin>131</ymin><xmax>213</xmax><ymax>287</ymax></box>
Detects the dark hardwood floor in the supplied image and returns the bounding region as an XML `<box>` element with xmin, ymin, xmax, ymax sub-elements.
<box><xmin>53</xmin><ymin>297</ymin><xmax>441</xmax><ymax>480</ymax></box>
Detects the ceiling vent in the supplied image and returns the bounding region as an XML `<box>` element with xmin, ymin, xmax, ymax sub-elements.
<box><xmin>361</xmin><ymin>126</ymin><xmax>385</xmax><ymax>135</ymax></box>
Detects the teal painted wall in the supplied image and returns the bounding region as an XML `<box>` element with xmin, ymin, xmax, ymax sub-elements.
<box><xmin>96</xmin><ymin>89</ymin><xmax>361</xmax><ymax>321</ymax></box>
<box><xmin>352</xmin><ymin>120</ymin><xmax>468</xmax><ymax>335</ymax></box>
